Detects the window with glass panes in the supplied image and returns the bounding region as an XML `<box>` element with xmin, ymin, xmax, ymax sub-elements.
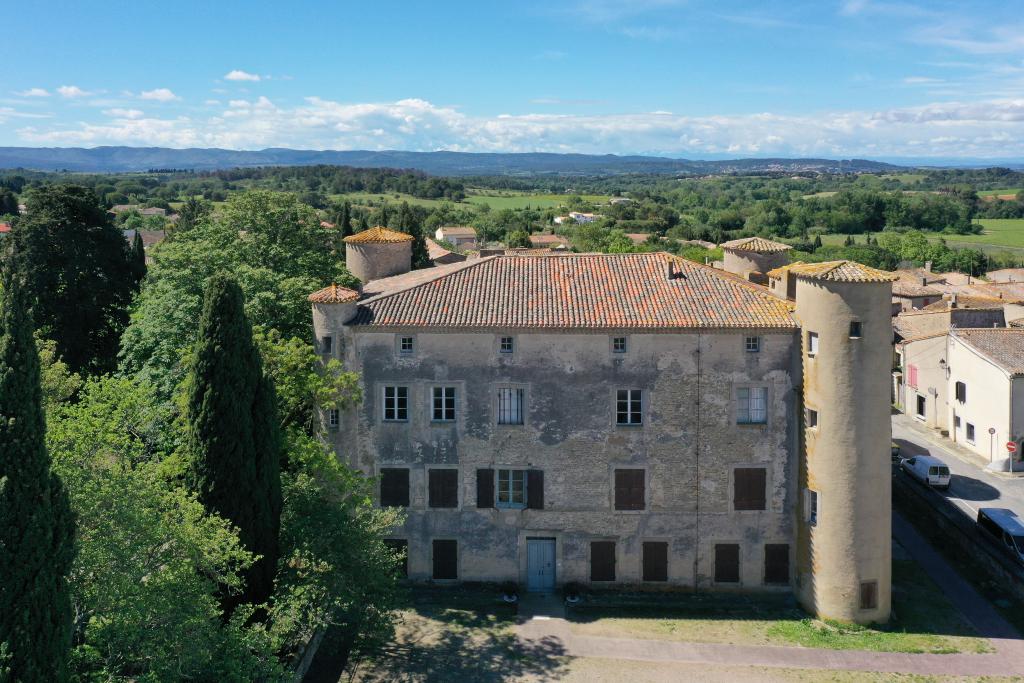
<box><xmin>497</xmin><ymin>469</ymin><xmax>526</xmax><ymax>508</ymax></box>
<box><xmin>616</xmin><ymin>389</ymin><xmax>642</xmax><ymax>425</ymax></box>
<box><xmin>745</xmin><ymin>336</ymin><xmax>761</xmax><ymax>352</ymax></box>
<box><xmin>612</xmin><ymin>336</ymin><xmax>627</xmax><ymax>353</ymax></box>
<box><xmin>399</xmin><ymin>336</ymin><xmax>414</xmax><ymax>354</ymax></box>
<box><xmin>499</xmin><ymin>336</ymin><xmax>514</xmax><ymax>353</ymax></box>
<box><xmin>383</xmin><ymin>386</ymin><xmax>408</xmax><ymax>421</ymax></box>
<box><xmin>736</xmin><ymin>386</ymin><xmax>767</xmax><ymax>424</ymax></box>
<box><xmin>432</xmin><ymin>386</ymin><xmax>456</xmax><ymax>421</ymax></box>
<box><xmin>497</xmin><ymin>387</ymin><xmax>524</xmax><ymax>425</ymax></box>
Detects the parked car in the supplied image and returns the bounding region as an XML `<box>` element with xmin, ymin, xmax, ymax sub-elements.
<box><xmin>977</xmin><ymin>508</ymin><xmax>1024</xmax><ymax>565</ymax></box>
<box><xmin>899</xmin><ymin>455</ymin><xmax>951</xmax><ymax>489</ymax></box>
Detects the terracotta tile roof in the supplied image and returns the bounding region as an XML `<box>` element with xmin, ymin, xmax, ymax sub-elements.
<box><xmin>529</xmin><ymin>234</ymin><xmax>570</xmax><ymax>247</ymax></box>
<box><xmin>953</xmin><ymin>329</ymin><xmax>1024</xmax><ymax>376</ymax></box>
<box><xmin>922</xmin><ymin>295</ymin><xmax>1006</xmax><ymax>311</ymax></box>
<box><xmin>343</xmin><ymin>226</ymin><xmax>413</xmax><ymax>244</ymax></box>
<box><xmin>350</xmin><ymin>252</ymin><xmax>797</xmax><ymax>329</ymax></box>
<box><xmin>782</xmin><ymin>260</ymin><xmax>896</xmax><ymax>283</ymax></box>
<box><xmin>436</xmin><ymin>226</ymin><xmax>477</xmax><ymax>237</ymax></box>
<box><xmin>892</xmin><ymin>279</ymin><xmax>942</xmax><ymax>297</ymax></box>
<box><xmin>308</xmin><ymin>283</ymin><xmax>360</xmax><ymax>303</ymax></box>
<box><xmin>0</xmin><ymin>222</ymin><xmax>11</xmax><ymax>234</ymax></box>
<box><xmin>720</xmin><ymin>237</ymin><xmax>793</xmax><ymax>253</ymax></box>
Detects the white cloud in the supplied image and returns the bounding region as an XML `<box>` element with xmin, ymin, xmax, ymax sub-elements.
<box><xmin>204</xmin><ymin>99</ymin><xmax>221</xmax><ymax>105</ymax></box>
<box><xmin>16</xmin><ymin>88</ymin><xmax>50</xmax><ymax>97</ymax></box>
<box><xmin>104</xmin><ymin>108</ymin><xmax>145</xmax><ymax>119</ymax></box>
<box><xmin>139</xmin><ymin>88</ymin><xmax>180</xmax><ymax>102</ymax></box>
<box><xmin>224</xmin><ymin>70</ymin><xmax>261</xmax><ymax>82</ymax></box>
<box><xmin>18</xmin><ymin>96</ymin><xmax>1024</xmax><ymax>159</ymax></box>
<box><xmin>57</xmin><ymin>85</ymin><xmax>93</xmax><ymax>98</ymax></box>
<box><xmin>903</xmin><ymin>76</ymin><xmax>944</xmax><ymax>84</ymax></box>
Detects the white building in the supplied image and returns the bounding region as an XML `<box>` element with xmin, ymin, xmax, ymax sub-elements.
<box><xmin>434</xmin><ymin>226</ymin><xmax>478</xmax><ymax>249</ymax></box>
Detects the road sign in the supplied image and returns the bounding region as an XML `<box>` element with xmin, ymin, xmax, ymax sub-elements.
<box><xmin>989</xmin><ymin>427</ymin><xmax>997</xmax><ymax>435</ymax></box>
<box><xmin>1007</xmin><ymin>442</ymin><xmax>1018</xmax><ymax>453</ymax></box>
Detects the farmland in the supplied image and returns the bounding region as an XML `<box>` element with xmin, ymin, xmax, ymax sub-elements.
<box><xmin>819</xmin><ymin>219</ymin><xmax>1024</xmax><ymax>256</ymax></box>
<box><xmin>464</xmin><ymin>191</ymin><xmax>611</xmax><ymax>210</ymax></box>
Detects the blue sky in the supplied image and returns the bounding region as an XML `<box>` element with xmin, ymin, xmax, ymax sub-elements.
<box><xmin>3</xmin><ymin>0</ymin><xmax>1024</xmax><ymax>159</ymax></box>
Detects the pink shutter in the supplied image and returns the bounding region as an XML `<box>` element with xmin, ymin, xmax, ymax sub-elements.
<box><xmin>908</xmin><ymin>364</ymin><xmax>918</xmax><ymax>389</ymax></box>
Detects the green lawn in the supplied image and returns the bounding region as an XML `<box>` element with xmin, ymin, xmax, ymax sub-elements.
<box><xmin>978</xmin><ymin>188</ymin><xmax>1022</xmax><ymax>197</ymax></box>
<box><xmin>331</xmin><ymin>192</ymin><xmax>450</xmax><ymax>209</ymax></box>
<box><xmin>464</xmin><ymin>191</ymin><xmax>610</xmax><ymax>211</ymax></box>
<box><xmin>817</xmin><ymin>220</ymin><xmax>1024</xmax><ymax>255</ymax></box>
<box><xmin>567</xmin><ymin>559</ymin><xmax>990</xmax><ymax>655</ymax></box>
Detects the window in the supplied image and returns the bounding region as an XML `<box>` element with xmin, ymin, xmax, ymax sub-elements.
<box><xmin>432</xmin><ymin>386</ymin><xmax>456</xmax><ymax>422</ymax></box>
<box><xmin>590</xmin><ymin>541</ymin><xmax>616</xmax><ymax>581</ymax></box>
<box><xmin>955</xmin><ymin>415</ymin><xmax>962</xmax><ymax>430</ymax></box>
<box><xmin>807</xmin><ymin>331</ymin><xmax>819</xmax><ymax>357</ymax></box>
<box><xmin>380</xmin><ymin>468</ymin><xmax>410</xmax><ymax>508</ymax></box>
<box><xmin>955</xmin><ymin>381</ymin><xmax>967</xmax><ymax>403</ymax></box>
<box><xmin>499</xmin><ymin>336</ymin><xmax>515</xmax><ymax>354</ymax></box>
<box><xmin>764</xmin><ymin>544</ymin><xmax>789</xmax><ymax>584</ymax></box>
<box><xmin>328</xmin><ymin>408</ymin><xmax>340</xmax><ymax>429</ymax></box>
<box><xmin>860</xmin><ymin>580</ymin><xmax>878</xmax><ymax>610</ymax></box>
<box><xmin>915</xmin><ymin>394</ymin><xmax>926</xmax><ymax>419</ymax></box>
<box><xmin>642</xmin><ymin>541</ymin><xmax>668</xmax><ymax>582</ymax></box>
<box><xmin>497</xmin><ymin>387</ymin><xmax>525</xmax><ymax>425</ymax></box>
<box><xmin>737</xmin><ymin>387</ymin><xmax>768</xmax><ymax>425</ymax></box>
<box><xmin>399</xmin><ymin>336</ymin><xmax>415</xmax><ymax>354</ymax></box>
<box><xmin>614</xmin><ymin>469</ymin><xmax>645</xmax><ymax>510</ymax></box>
<box><xmin>497</xmin><ymin>469</ymin><xmax>527</xmax><ymax>508</ymax></box>
<box><xmin>432</xmin><ymin>539</ymin><xmax>458</xmax><ymax>580</ymax></box>
<box><xmin>849</xmin><ymin>321</ymin><xmax>862</xmax><ymax>338</ymax></box>
<box><xmin>733</xmin><ymin>467</ymin><xmax>767</xmax><ymax>511</ymax></box>
<box><xmin>806</xmin><ymin>408</ymin><xmax>818</xmax><ymax>429</ymax></box>
<box><xmin>966</xmin><ymin>422</ymin><xmax>976</xmax><ymax>444</ymax></box>
<box><xmin>907</xmin><ymin>364</ymin><xmax>919</xmax><ymax>389</ymax></box>
<box><xmin>745</xmin><ymin>336</ymin><xmax>761</xmax><ymax>353</ymax></box>
<box><xmin>807</xmin><ymin>489</ymin><xmax>819</xmax><ymax>526</ymax></box>
<box><xmin>320</xmin><ymin>335</ymin><xmax>333</xmax><ymax>354</ymax></box>
<box><xmin>612</xmin><ymin>336</ymin><xmax>628</xmax><ymax>353</ymax></box>
<box><xmin>616</xmin><ymin>389</ymin><xmax>643</xmax><ymax>425</ymax></box>
<box><xmin>714</xmin><ymin>544</ymin><xmax>740</xmax><ymax>583</ymax></box>
<box><xmin>383</xmin><ymin>386</ymin><xmax>408</xmax><ymax>421</ymax></box>
<box><xmin>385</xmin><ymin>539</ymin><xmax>408</xmax><ymax>577</ymax></box>
<box><xmin>428</xmin><ymin>469</ymin><xmax>459</xmax><ymax>508</ymax></box>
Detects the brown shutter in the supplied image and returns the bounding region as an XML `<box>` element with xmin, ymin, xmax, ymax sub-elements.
<box><xmin>860</xmin><ymin>581</ymin><xmax>878</xmax><ymax>610</ymax></box>
<box><xmin>615</xmin><ymin>469</ymin><xmax>645</xmax><ymax>510</ymax></box>
<box><xmin>642</xmin><ymin>541</ymin><xmax>668</xmax><ymax>582</ymax></box>
<box><xmin>714</xmin><ymin>544</ymin><xmax>740</xmax><ymax>583</ymax></box>
<box><xmin>380</xmin><ymin>468</ymin><xmax>409</xmax><ymax>508</ymax></box>
<box><xmin>476</xmin><ymin>469</ymin><xmax>494</xmax><ymax>508</ymax></box>
<box><xmin>384</xmin><ymin>539</ymin><xmax>408</xmax><ymax>578</ymax></box>
<box><xmin>734</xmin><ymin>468</ymin><xmax>766</xmax><ymax>511</ymax></box>
<box><xmin>432</xmin><ymin>539</ymin><xmax>458</xmax><ymax>580</ymax></box>
<box><xmin>527</xmin><ymin>470</ymin><xmax>544</xmax><ymax>509</ymax></box>
<box><xmin>429</xmin><ymin>469</ymin><xmax>459</xmax><ymax>508</ymax></box>
<box><xmin>590</xmin><ymin>541</ymin><xmax>616</xmax><ymax>581</ymax></box>
<box><xmin>764</xmin><ymin>544</ymin><xmax>789</xmax><ymax>584</ymax></box>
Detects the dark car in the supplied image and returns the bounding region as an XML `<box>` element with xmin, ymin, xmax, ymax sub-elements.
<box><xmin>977</xmin><ymin>508</ymin><xmax>1024</xmax><ymax>565</ymax></box>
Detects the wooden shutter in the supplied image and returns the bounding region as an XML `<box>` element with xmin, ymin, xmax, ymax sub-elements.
<box><xmin>615</xmin><ymin>469</ymin><xmax>645</xmax><ymax>510</ymax></box>
<box><xmin>384</xmin><ymin>539</ymin><xmax>408</xmax><ymax>578</ymax></box>
<box><xmin>380</xmin><ymin>468</ymin><xmax>409</xmax><ymax>508</ymax></box>
<box><xmin>714</xmin><ymin>544</ymin><xmax>740</xmax><ymax>583</ymax></box>
<box><xmin>476</xmin><ymin>469</ymin><xmax>494</xmax><ymax>508</ymax></box>
<box><xmin>764</xmin><ymin>544</ymin><xmax>789</xmax><ymax>584</ymax></box>
<box><xmin>642</xmin><ymin>541</ymin><xmax>668</xmax><ymax>582</ymax></box>
<box><xmin>429</xmin><ymin>469</ymin><xmax>458</xmax><ymax>508</ymax></box>
<box><xmin>527</xmin><ymin>470</ymin><xmax>544</xmax><ymax>509</ymax></box>
<box><xmin>734</xmin><ymin>468</ymin><xmax>766</xmax><ymax>511</ymax></box>
<box><xmin>432</xmin><ymin>539</ymin><xmax>458</xmax><ymax>580</ymax></box>
<box><xmin>908</xmin><ymin>364</ymin><xmax>918</xmax><ymax>388</ymax></box>
<box><xmin>590</xmin><ymin>541</ymin><xmax>616</xmax><ymax>581</ymax></box>
<box><xmin>860</xmin><ymin>581</ymin><xmax>878</xmax><ymax>610</ymax></box>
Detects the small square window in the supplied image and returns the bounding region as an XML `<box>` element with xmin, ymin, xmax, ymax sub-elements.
<box><xmin>966</xmin><ymin>422</ymin><xmax>976</xmax><ymax>443</ymax></box>
<box><xmin>807</xmin><ymin>331</ymin><xmax>819</xmax><ymax>357</ymax></box>
<box><xmin>849</xmin><ymin>321</ymin><xmax>862</xmax><ymax>338</ymax></box>
<box><xmin>616</xmin><ymin>389</ymin><xmax>642</xmax><ymax>425</ymax></box>
<box><xmin>499</xmin><ymin>336</ymin><xmax>515</xmax><ymax>354</ymax></box>
<box><xmin>745</xmin><ymin>336</ymin><xmax>761</xmax><ymax>353</ymax></box>
<box><xmin>806</xmin><ymin>408</ymin><xmax>818</xmax><ymax>429</ymax></box>
<box><xmin>328</xmin><ymin>408</ymin><xmax>340</xmax><ymax>428</ymax></box>
<box><xmin>612</xmin><ymin>336</ymin><xmax>627</xmax><ymax>353</ymax></box>
<box><xmin>432</xmin><ymin>386</ymin><xmax>456</xmax><ymax>422</ymax></box>
<box><xmin>320</xmin><ymin>335</ymin><xmax>333</xmax><ymax>354</ymax></box>
<box><xmin>399</xmin><ymin>336</ymin><xmax>415</xmax><ymax>354</ymax></box>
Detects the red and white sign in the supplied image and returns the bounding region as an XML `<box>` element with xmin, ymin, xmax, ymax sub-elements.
<box><xmin>1007</xmin><ymin>442</ymin><xmax>1018</xmax><ymax>453</ymax></box>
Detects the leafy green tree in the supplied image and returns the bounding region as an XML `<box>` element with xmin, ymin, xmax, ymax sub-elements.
<box><xmin>12</xmin><ymin>184</ymin><xmax>134</xmax><ymax>374</ymax></box>
<box><xmin>176</xmin><ymin>195</ymin><xmax>212</xmax><ymax>232</ymax></box>
<box><xmin>812</xmin><ymin>234</ymin><xmax>823</xmax><ymax>251</ymax></box>
<box><xmin>505</xmin><ymin>229</ymin><xmax>532</xmax><ymax>249</ymax></box>
<box><xmin>185</xmin><ymin>274</ymin><xmax>282</xmax><ymax>615</ymax></box>
<box><xmin>0</xmin><ymin>189</ymin><xmax>18</xmax><ymax>216</ymax></box>
<box><xmin>0</xmin><ymin>264</ymin><xmax>76</xmax><ymax>683</ymax></box>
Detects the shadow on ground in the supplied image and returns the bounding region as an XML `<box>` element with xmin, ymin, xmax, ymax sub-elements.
<box><xmin>948</xmin><ymin>475</ymin><xmax>1001</xmax><ymax>502</ymax></box>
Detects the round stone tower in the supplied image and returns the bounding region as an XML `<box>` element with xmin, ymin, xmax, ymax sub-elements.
<box><xmin>791</xmin><ymin>260</ymin><xmax>895</xmax><ymax>624</ymax></box>
<box><xmin>343</xmin><ymin>226</ymin><xmax>414</xmax><ymax>284</ymax></box>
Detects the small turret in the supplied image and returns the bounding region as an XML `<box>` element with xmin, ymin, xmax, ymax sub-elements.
<box><xmin>343</xmin><ymin>226</ymin><xmax>414</xmax><ymax>283</ymax></box>
<box><xmin>720</xmin><ymin>237</ymin><xmax>792</xmax><ymax>283</ymax></box>
<box><xmin>790</xmin><ymin>260</ymin><xmax>896</xmax><ymax>624</ymax></box>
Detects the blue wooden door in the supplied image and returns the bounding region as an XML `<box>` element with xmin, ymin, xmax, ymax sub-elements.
<box><xmin>527</xmin><ymin>538</ymin><xmax>556</xmax><ymax>592</ymax></box>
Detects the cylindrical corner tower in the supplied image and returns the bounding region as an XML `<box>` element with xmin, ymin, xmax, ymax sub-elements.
<box><xmin>343</xmin><ymin>226</ymin><xmax>413</xmax><ymax>284</ymax></box>
<box><xmin>792</xmin><ymin>261</ymin><xmax>894</xmax><ymax>624</ymax></box>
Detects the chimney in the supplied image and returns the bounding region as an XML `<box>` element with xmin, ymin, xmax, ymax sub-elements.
<box><xmin>950</xmin><ymin>293</ymin><xmax>958</xmax><ymax>309</ymax></box>
<box><xmin>666</xmin><ymin>259</ymin><xmax>675</xmax><ymax>280</ymax></box>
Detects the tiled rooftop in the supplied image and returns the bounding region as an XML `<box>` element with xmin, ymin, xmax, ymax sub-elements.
<box><xmin>343</xmin><ymin>226</ymin><xmax>414</xmax><ymax>244</ymax></box>
<box><xmin>954</xmin><ymin>328</ymin><xmax>1024</xmax><ymax>376</ymax></box>
<box><xmin>780</xmin><ymin>260</ymin><xmax>896</xmax><ymax>283</ymax></box>
<box><xmin>308</xmin><ymin>283</ymin><xmax>360</xmax><ymax>303</ymax></box>
<box><xmin>720</xmin><ymin>236</ymin><xmax>793</xmax><ymax>253</ymax></box>
<box><xmin>349</xmin><ymin>252</ymin><xmax>796</xmax><ymax>329</ymax></box>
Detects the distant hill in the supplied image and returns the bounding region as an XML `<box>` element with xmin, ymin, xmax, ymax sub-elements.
<box><xmin>0</xmin><ymin>146</ymin><xmax>905</xmax><ymax>175</ymax></box>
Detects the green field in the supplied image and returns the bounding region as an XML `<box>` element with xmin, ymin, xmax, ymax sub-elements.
<box><xmin>464</xmin><ymin>191</ymin><xmax>610</xmax><ymax>210</ymax></box>
<box><xmin>978</xmin><ymin>188</ymin><xmax>1022</xmax><ymax>197</ymax></box>
<box><xmin>818</xmin><ymin>220</ymin><xmax>1024</xmax><ymax>254</ymax></box>
<box><xmin>331</xmin><ymin>192</ymin><xmax>449</xmax><ymax>209</ymax></box>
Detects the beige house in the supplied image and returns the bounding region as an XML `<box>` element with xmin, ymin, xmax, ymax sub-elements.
<box><xmin>311</xmin><ymin>241</ymin><xmax>894</xmax><ymax>624</ymax></box>
<box><xmin>434</xmin><ymin>225</ymin><xmax>478</xmax><ymax>249</ymax></box>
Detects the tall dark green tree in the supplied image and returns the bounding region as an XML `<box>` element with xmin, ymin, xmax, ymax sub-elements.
<box><xmin>185</xmin><ymin>273</ymin><xmax>282</xmax><ymax>615</ymax></box>
<box><xmin>396</xmin><ymin>202</ymin><xmax>431</xmax><ymax>269</ymax></box>
<box><xmin>376</xmin><ymin>202</ymin><xmax>390</xmax><ymax>228</ymax></box>
<box><xmin>176</xmin><ymin>195</ymin><xmax>212</xmax><ymax>232</ymax></box>
<box><xmin>0</xmin><ymin>189</ymin><xmax>18</xmax><ymax>217</ymax></box>
<box><xmin>12</xmin><ymin>184</ymin><xmax>134</xmax><ymax>375</ymax></box>
<box><xmin>0</xmin><ymin>261</ymin><xmax>76</xmax><ymax>682</ymax></box>
<box><xmin>336</xmin><ymin>200</ymin><xmax>353</xmax><ymax>239</ymax></box>
<box><xmin>129</xmin><ymin>230</ymin><xmax>147</xmax><ymax>289</ymax></box>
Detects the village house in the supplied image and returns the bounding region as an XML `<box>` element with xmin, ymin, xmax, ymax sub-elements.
<box><xmin>309</xmin><ymin>230</ymin><xmax>896</xmax><ymax>625</ymax></box>
<box><xmin>434</xmin><ymin>225</ymin><xmax>478</xmax><ymax>249</ymax></box>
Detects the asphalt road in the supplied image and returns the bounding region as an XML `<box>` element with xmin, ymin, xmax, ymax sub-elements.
<box><xmin>892</xmin><ymin>414</ymin><xmax>1024</xmax><ymax>522</ymax></box>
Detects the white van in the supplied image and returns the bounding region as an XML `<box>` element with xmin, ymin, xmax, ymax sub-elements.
<box><xmin>900</xmin><ymin>455</ymin><xmax>951</xmax><ymax>490</ymax></box>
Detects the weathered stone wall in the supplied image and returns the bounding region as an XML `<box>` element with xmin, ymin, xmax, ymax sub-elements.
<box><xmin>723</xmin><ymin>250</ymin><xmax>789</xmax><ymax>278</ymax></box>
<box><xmin>325</xmin><ymin>325</ymin><xmax>800</xmax><ymax>589</ymax></box>
<box><xmin>345</xmin><ymin>241</ymin><xmax>412</xmax><ymax>283</ymax></box>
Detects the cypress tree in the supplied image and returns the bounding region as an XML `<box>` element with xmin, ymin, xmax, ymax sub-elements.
<box><xmin>813</xmin><ymin>234</ymin><xmax>823</xmax><ymax>251</ymax></box>
<box><xmin>0</xmin><ymin>261</ymin><xmax>76</xmax><ymax>682</ymax></box>
<box><xmin>338</xmin><ymin>200</ymin><xmax>353</xmax><ymax>239</ymax></box>
<box><xmin>377</xmin><ymin>203</ymin><xmax>390</xmax><ymax>228</ymax></box>
<box><xmin>129</xmin><ymin>230</ymin><xmax>147</xmax><ymax>289</ymax></box>
<box><xmin>185</xmin><ymin>273</ymin><xmax>281</xmax><ymax>614</ymax></box>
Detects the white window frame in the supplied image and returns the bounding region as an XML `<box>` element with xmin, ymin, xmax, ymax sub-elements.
<box><xmin>915</xmin><ymin>393</ymin><xmax>926</xmax><ymax>420</ymax></box>
<box><xmin>496</xmin><ymin>469</ymin><xmax>527</xmax><ymax>509</ymax></box>
<box><xmin>745</xmin><ymin>336</ymin><xmax>761</xmax><ymax>353</ymax></box>
<box><xmin>966</xmin><ymin>422</ymin><xmax>976</xmax><ymax>444</ymax></box>
<box><xmin>806</xmin><ymin>489</ymin><xmax>819</xmax><ymax>527</ymax></box>
<box><xmin>616</xmin><ymin>389</ymin><xmax>643</xmax><ymax>425</ymax></box>
<box><xmin>612</xmin><ymin>336</ymin><xmax>628</xmax><ymax>354</ymax></box>
<box><xmin>499</xmin><ymin>335</ymin><xmax>515</xmax><ymax>354</ymax></box>
<box><xmin>397</xmin><ymin>335</ymin><xmax>415</xmax><ymax>355</ymax></box>
<box><xmin>806</xmin><ymin>408</ymin><xmax>818</xmax><ymax>429</ymax></box>
<box><xmin>328</xmin><ymin>408</ymin><xmax>340</xmax><ymax>429</ymax></box>
<box><xmin>383</xmin><ymin>385</ymin><xmax>409</xmax><ymax>422</ymax></box>
<box><xmin>737</xmin><ymin>386</ymin><xmax>768</xmax><ymax>425</ymax></box>
<box><xmin>432</xmin><ymin>386</ymin><xmax>456</xmax><ymax>422</ymax></box>
<box><xmin>496</xmin><ymin>386</ymin><xmax>525</xmax><ymax>425</ymax></box>
<box><xmin>807</xmin><ymin>331</ymin><xmax>819</xmax><ymax>357</ymax></box>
